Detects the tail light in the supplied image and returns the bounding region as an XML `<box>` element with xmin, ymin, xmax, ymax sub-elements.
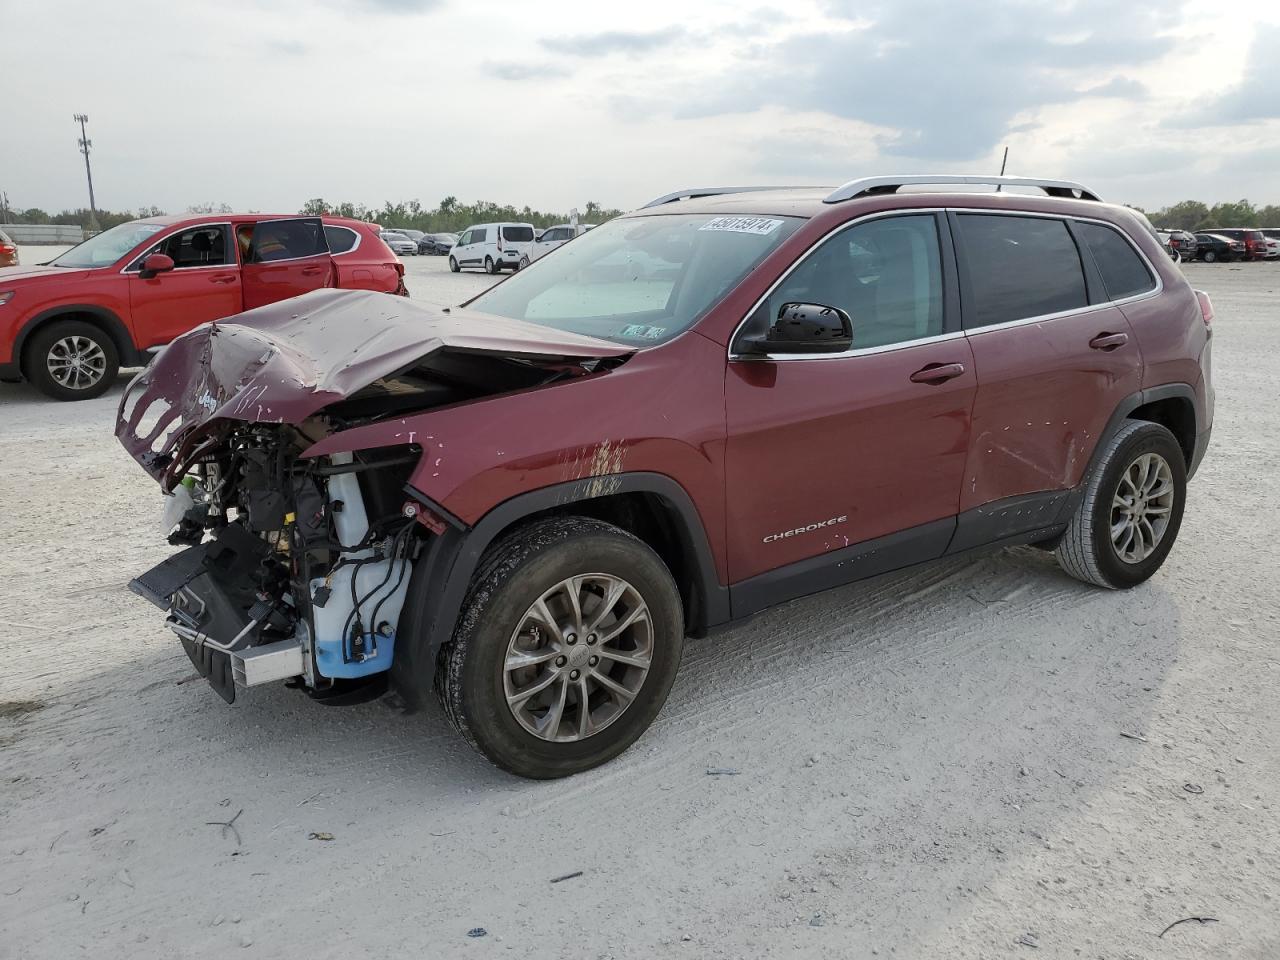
<box><xmin>1194</xmin><ymin>289</ymin><xmax>1213</xmax><ymax>333</ymax></box>
<box><xmin>0</xmin><ymin>243</ymin><xmax>14</xmax><ymax>254</ymax></box>
<box><xmin>497</xmin><ymin>231</ymin><xmax>503</xmax><ymax>252</ymax></box>
<box><xmin>393</xmin><ymin>261</ymin><xmax>405</xmax><ymax>277</ymax></box>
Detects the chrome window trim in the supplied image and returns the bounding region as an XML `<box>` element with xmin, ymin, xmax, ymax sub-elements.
<box><xmin>119</xmin><ymin>222</ymin><xmax>234</xmax><ymax>275</ymax></box>
<box><xmin>323</xmin><ymin>224</ymin><xmax>362</xmax><ymax>257</ymax></box>
<box><xmin>727</xmin><ymin>206</ymin><xmax>1163</xmax><ymax>362</ymax></box>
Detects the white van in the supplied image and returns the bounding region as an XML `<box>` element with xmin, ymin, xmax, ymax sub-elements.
<box><xmin>448</xmin><ymin>222</ymin><xmax>537</xmax><ymax>274</ymax></box>
<box><xmin>528</xmin><ymin>223</ymin><xmax>595</xmax><ymax>264</ymax></box>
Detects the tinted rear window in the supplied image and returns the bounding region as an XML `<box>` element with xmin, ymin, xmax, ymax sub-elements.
<box><xmin>246</xmin><ymin>218</ymin><xmax>327</xmax><ymax>262</ymax></box>
<box><xmin>1077</xmin><ymin>222</ymin><xmax>1155</xmax><ymax>301</ymax></box>
<box><xmin>324</xmin><ymin>226</ymin><xmax>358</xmax><ymax>254</ymax></box>
<box><xmin>502</xmin><ymin>226</ymin><xmax>534</xmax><ymax>242</ymax></box>
<box><xmin>957</xmin><ymin>215</ymin><xmax>1088</xmax><ymax>327</ymax></box>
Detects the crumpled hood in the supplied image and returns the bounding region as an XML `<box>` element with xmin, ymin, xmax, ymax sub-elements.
<box><xmin>116</xmin><ymin>287</ymin><xmax>631</xmax><ymax>483</ymax></box>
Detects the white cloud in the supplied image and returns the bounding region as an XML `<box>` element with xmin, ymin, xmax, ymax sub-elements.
<box><xmin>1</xmin><ymin>0</ymin><xmax>1277</xmax><ymax>216</ymax></box>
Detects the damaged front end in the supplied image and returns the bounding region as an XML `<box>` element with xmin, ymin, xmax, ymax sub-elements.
<box><xmin>117</xmin><ymin>289</ymin><xmax>630</xmax><ymax>704</ymax></box>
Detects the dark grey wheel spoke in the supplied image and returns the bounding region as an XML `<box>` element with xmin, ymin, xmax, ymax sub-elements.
<box><xmin>1109</xmin><ymin>452</ymin><xmax>1175</xmax><ymax>564</ymax></box>
<box><xmin>503</xmin><ymin>572</ymin><xmax>653</xmax><ymax>743</ymax></box>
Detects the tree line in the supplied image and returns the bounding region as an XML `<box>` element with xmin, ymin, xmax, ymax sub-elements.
<box><xmin>298</xmin><ymin>197</ymin><xmax>626</xmax><ymax>234</ymax></box>
<box><xmin>1141</xmin><ymin>200</ymin><xmax>1280</xmax><ymax>231</ymax></box>
<box><xmin>6</xmin><ymin>196</ymin><xmax>1276</xmax><ymax>235</ymax></box>
<box><xmin>0</xmin><ymin>197</ymin><xmax>625</xmax><ymax>234</ymax></box>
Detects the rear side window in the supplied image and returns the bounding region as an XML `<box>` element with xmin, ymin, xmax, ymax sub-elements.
<box><xmin>957</xmin><ymin>215</ymin><xmax>1087</xmax><ymax>327</ymax></box>
<box><xmin>1077</xmin><ymin>222</ymin><xmax>1155</xmax><ymax>301</ymax></box>
<box><xmin>242</xmin><ymin>218</ymin><xmax>328</xmax><ymax>263</ymax></box>
<box><xmin>324</xmin><ymin>225</ymin><xmax>358</xmax><ymax>255</ymax></box>
<box><xmin>473</xmin><ymin>228</ymin><xmax>488</xmax><ymax>243</ymax></box>
<box><xmin>502</xmin><ymin>226</ymin><xmax>534</xmax><ymax>242</ymax></box>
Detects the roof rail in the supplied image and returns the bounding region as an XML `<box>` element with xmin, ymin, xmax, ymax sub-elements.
<box><xmin>824</xmin><ymin>175</ymin><xmax>1103</xmax><ymax>204</ymax></box>
<box><xmin>641</xmin><ymin>186</ymin><xmax>805</xmax><ymax>209</ymax></box>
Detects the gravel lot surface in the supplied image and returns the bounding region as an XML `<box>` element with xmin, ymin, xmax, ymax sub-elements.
<box><xmin>2</xmin><ymin>257</ymin><xmax>1278</xmax><ymax>959</ymax></box>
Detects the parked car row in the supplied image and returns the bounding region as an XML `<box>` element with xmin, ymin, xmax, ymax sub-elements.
<box><xmin>1157</xmin><ymin>226</ymin><xmax>1279</xmax><ymax>263</ymax></box>
<box><xmin>377</xmin><ymin>222</ymin><xmax>595</xmax><ymax>272</ymax></box>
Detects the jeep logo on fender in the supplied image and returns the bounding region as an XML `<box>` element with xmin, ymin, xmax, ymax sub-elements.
<box><xmin>763</xmin><ymin>515</ymin><xmax>849</xmax><ymax>543</ymax></box>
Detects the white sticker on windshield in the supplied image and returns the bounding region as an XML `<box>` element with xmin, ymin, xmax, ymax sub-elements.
<box><xmin>698</xmin><ymin>216</ymin><xmax>784</xmax><ymax>236</ymax></box>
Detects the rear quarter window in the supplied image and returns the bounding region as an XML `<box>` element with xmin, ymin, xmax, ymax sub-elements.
<box><xmin>502</xmin><ymin>226</ymin><xmax>534</xmax><ymax>243</ymax></box>
<box><xmin>956</xmin><ymin>214</ymin><xmax>1088</xmax><ymax>327</ymax></box>
<box><xmin>324</xmin><ymin>225</ymin><xmax>359</xmax><ymax>255</ymax></box>
<box><xmin>1077</xmin><ymin>222</ymin><xmax>1156</xmax><ymax>301</ymax></box>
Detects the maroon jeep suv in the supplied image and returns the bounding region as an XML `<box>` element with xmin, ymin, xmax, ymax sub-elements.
<box><xmin>118</xmin><ymin>175</ymin><xmax>1214</xmax><ymax>778</ymax></box>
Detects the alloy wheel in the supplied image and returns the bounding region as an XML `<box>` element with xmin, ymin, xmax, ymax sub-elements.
<box><xmin>46</xmin><ymin>335</ymin><xmax>107</xmax><ymax>391</ymax></box>
<box><xmin>503</xmin><ymin>573</ymin><xmax>653</xmax><ymax>742</ymax></box>
<box><xmin>1110</xmin><ymin>452</ymin><xmax>1175</xmax><ymax>563</ymax></box>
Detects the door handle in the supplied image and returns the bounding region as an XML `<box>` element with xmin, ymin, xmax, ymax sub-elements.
<box><xmin>1089</xmin><ymin>332</ymin><xmax>1129</xmax><ymax>351</ymax></box>
<box><xmin>209</xmin><ymin>274</ymin><xmax>237</xmax><ymax>284</ymax></box>
<box><xmin>301</xmin><ymin>266</ymin><xmax>325</xmax><ymax>276</ymax></box>
<box><xmin>909</xmin><ymin>362</ymin><xmax>966</xmax><ymax>384</ymax></box>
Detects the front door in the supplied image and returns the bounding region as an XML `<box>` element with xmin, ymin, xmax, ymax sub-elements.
<box><xmin>725</xmin><ymin>213</ymin><xmax>975</xmax><ymax>606</ymax></box>
<box><xmin>238</xmin><ymin>217</ymin><xmax>334</xmax><ymax>310</ymax></box>
<box><xmin>128</xmin><ymin>223</ymin><xmax>241</xmax><ymax>348</ymax></box>
<box><xmin>950</xmin><ymin>213</ymin><xmax>1144</xmax><ymax>529</ymax></box>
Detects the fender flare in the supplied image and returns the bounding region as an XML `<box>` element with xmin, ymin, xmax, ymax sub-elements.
<box><xmin>1090</xmin><ymin>382</ymin><xmax>1199</xmax><ymax>474</ymax></box>
<box><xmin>1051</xmin><ymin>381</ymin><xmax>1201</xmax><ymax>531</ymax></box>
<box><xmin>391</xmin><ymin>472</ymin><xmax>728</xmax><ymax>705</ymax></box>
<box><xmin>14</xmin><ymin>304</ymin><xmax>143</xmax><ymax>369</ymax></box>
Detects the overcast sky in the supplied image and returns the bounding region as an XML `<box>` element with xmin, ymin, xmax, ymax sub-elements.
<box><xmin>2</xmin><ymin>0</ymin><xmax>1277</xmax><ymax>216</ymax></box>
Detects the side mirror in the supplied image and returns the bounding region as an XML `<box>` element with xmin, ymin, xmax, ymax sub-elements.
<box><xmin>140</xmin><ymin>253</ymin><xmax>175</xmax><ymax>278</ymax></box>
<box><xmin>740</xmin><ymin>302</ymin><xmax>854</xmax><ymax>355</ymax></box>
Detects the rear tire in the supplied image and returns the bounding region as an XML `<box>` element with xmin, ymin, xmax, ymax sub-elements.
<box><xmin>1203</xmin><ymin>250</ymin><xmax>1217</xmax><ymax>263</ymax></box>
<box><xmin>518</xmin><ymin>255</ymin><xmax>530</xmax><ymax>270</ymax></box>
<box><xmin>1055</xmin><ymin>420</ymin><xmax>1186</xmax><ymax>589</ymax></box>
<box><xmin>436</xmin><ymin>516</ymin><xmax>684</xmax><ymax>779</ymax></box>
<box><xmin>448</xmin><ymin>256</ymin><xmax>460</xmax><ymax>273</ymax></box>
<box><xmin>484</xmin><ymin>256</ymin><xmax>497</xmax><ymax>275</ymax></box>
<box><xmin>24</xmin><ymin>319</ymin><xmax>119</xmax><ymax>401</ymax></box>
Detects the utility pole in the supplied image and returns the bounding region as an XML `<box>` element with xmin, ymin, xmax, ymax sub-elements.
<box><xmin>74</xmin><ymin>113</ymin><xmax>99</xmax><ymax>231</ymax></box>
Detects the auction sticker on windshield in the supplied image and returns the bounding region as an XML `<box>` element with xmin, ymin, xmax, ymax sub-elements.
<box><xmin>698</xmin><ymin>216</ymin><xmax>784</xmax><ymax>236</ymax></box>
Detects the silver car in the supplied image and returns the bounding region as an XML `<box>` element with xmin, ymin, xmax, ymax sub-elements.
<box><xmin>380</xmin><ymin>230</ymin><xmax>418</xmax><ymax>256</ymax></box>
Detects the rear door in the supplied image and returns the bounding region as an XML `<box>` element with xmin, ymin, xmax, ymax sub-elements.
<box><xmin>951</xmin><ymin>212</ymin><xmax>1144</xmax><ymax>545</ymax></box>
<box><xmin>127</xmin><ymin>223</ymin><xmax>242</xmax><ymax>347</ymax></box>
<box><xmin>238</xmin><ymin>217</ymin><xmax>334</xmax><ymax>309</ymax></box>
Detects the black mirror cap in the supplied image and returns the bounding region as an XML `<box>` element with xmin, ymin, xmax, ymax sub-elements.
<box><xmin>741</xmin><ymin>302</ymin><xmax>853</xmax><ymax>355</ymax></box>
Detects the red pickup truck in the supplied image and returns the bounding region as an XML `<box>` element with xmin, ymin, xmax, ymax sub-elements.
<box><xmin>0</xmin><ymin>214</ymin><xmax>406</xmax><ymax>400</ymax></box>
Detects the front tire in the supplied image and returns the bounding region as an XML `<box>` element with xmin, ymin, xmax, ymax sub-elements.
<box><xmin>1056</xmin><ymin>420</ymin><xmax>1186</xmax><ymax>589</ymax></box>
<box><xmin>1203</xmin><ymin>250</ymin><xmax>1217</xmax><ymax>263</ymax></box>
<box><xmin>436</xmin><ymin>517</ymin><xmax>685</xmax><ymax>779</ymax></box>
<box><xmin>24</xmin><ymin>319</ymin><xmax>119</xmax><ymax>401</ymax></box>
<box><xmin>448</xmin><ymin>256</ymin><xmax>460</xmax><ymax>273</ymax></box>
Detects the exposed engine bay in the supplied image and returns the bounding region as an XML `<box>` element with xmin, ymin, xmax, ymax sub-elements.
<box><xmin>130</xmin><ymin>425</ymin><xmax>421</xmax><ymax>703</ymax></box>
<box><xmin>117</xmin><ymin>289</ymin><xmax>634</xmax><ymax>704</ymax></box>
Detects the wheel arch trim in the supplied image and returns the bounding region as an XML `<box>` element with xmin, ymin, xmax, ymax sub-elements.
<box><xmin>392</xmin><ymin>472</ymin><xmax>727</xmax><ymax>704</ymax></box>
<box><xmin>15</xmin><ymin>304</ymin><xmax>142</xmax><ymax>371</ymax></box>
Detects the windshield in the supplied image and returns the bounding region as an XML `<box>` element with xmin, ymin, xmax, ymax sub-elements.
<box><xmin>50</xmin><ymin>221</ymin><xmax>165</xmax><ymax>268</ymax></box>
<box><xmin>466</xmin><ymin>213</ymin><xmax>803</xmax><ymax>346</ymax></box>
